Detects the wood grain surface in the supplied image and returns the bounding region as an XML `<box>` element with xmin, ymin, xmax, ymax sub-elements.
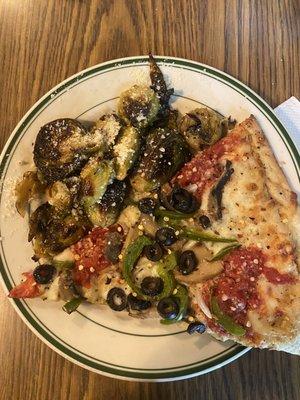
<box><xmin>0</xmin><ymin>1</ymin><xmax>299</xmax><ymax>399</ymax></box>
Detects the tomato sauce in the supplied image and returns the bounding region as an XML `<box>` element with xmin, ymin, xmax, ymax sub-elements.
<box><xmin>210</xmin><ymin>247</ymin><xmax>296</xmax><ymax>329</ymax></box>
<box><xmin>214</xmin><ymin>247</ymin><xmax>265</xmax><ymax>326</ymax></box>
<box><xmin>263</xmin><ymin>266</ymin><xmax>296</xmax><ymax>285</ymax></box>
<box><xmin>71</xmin><ymin>225</ymin><xmax>123</xmax><ymax>288</ymax></box>
<box><xmin>172</xmin><ymin>132</ymin><xmax>241</xmax><ymax>200</ymax></box>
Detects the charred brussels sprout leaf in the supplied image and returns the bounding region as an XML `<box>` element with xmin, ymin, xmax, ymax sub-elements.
<box><xmin>118</xmin><ymin>85</ymin><xmax>160</xmax><ymax>128</ymax></box>
<box><xmin>15</xmin><ymin>171</ymin><xmax>46</xmax><ymax>217</ymax></box>
<box><xmin>80</xmin><ymin>158</ymin><xmax>115</xmax><ymax>207</ymax></box>
<box><xmin>47</xmin><ymin>181</ymin><xmax>71</xmax><ymax>211</ymax></box>
<box><xmin>29</xmin><ymin>203</ymin><xmax>90</xmax><ymax>256</ymax></box>
<box><xmin>179</xmin><ymin>108</ymin><xmax>234</xmax><ymax>152</ymax></box>
<box><xmin>84</xmin><ymin>179</ymin><xmax>127</xmax><ymax>227</ymax></box>
<box><xmin>113</xmin><ymin>126</ymin><xmax>141</xmax><ymax>180</ymax></box>
<box><xmin>131</xmin><ymin>128</ymin><xmax>190</xmax><ymax>193</ymax></box>
<box><xmin>149</xmin><ymin>53</ymin><xmax>174</xmax><ymax>119</ymax></box>
<box><xmin>33</xmin><ymin>119</ymin><xmax>103</xmax><ymax>183</ymax></box>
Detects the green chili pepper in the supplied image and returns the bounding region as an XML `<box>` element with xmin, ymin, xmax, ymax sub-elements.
<box><xmin>123</xmin><ymin>236</ymin><xmax>177</xmax><ymax>301</ymax></box>
<box><xmin>211</xmin><ymin>296</ymin><xmax>246</xmax><ymax>336</ymax></box>
<box><xmin>62</xmin><ymin>297</ymin><xmax>83</xmax><ymax>314</ymax></box>
<box><xmin>161</xmin><ymin>284</ymin><xmax>189</xmax><ymax>325</ymax></box>
<box><xmin>179</xmin><ymin>227</ymin><xmax>237</xmax><ymax>243</ymax></box>
<box><xmin>123</xmin><ymin>235</ymin><xmax>153</xmax><ymax>296</ymax></box>
<box><xmin>210</xmin><ymin>243</ymin><xmax>241</xmax><ymax>261</ymax></box>
<box><xmin>154</xmin><ymin>209</ymin><xmax>194</xmax><ymax>220</ymax></box>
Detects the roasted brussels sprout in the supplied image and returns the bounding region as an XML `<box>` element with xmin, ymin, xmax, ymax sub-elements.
<box><xmin>130</xmin><ymin>128</ymin><xmax>190</xmax><ymax>192</ymax></box>
<box><xmin>15</xmin><ymin>171</ymin><xmax>45</xmax><ymax>217</ymax></box>
<box><xmin>118</xmin><ymin>85</ymin><xmax>160</xmax><ymax>128</ymax></box>
<box><xmin>149</xmin><ymin>53</ymin><xmax>174</xmax><ymax>119</ymax></box>
<box><xmin>113</xmin><ymin>126</ymin><xmax>140</xmax><ymax>180</ymax></box>
<box><xmin>89</xmin><ymin>114</ymin><xmax>122</xmax><ymax>147</ymax></box>
<box><xmin>29</xmin><ymin>203</ymin><xmax>90</xmax><ymax>256</ymax></box>
<box><xmin>34</xmin><ymin>118</ymin><xmax>103</xmax><ymax>183</ymax></box>
<box><xmin>84</xmin><ymin>179</ymin><xmax>127</xmax><ymax>227</ymax></box>
<box><xmin>80</xmin><ymin>158</ymin><xmax>115</xmax><ymax>207</ymax></box>
<box><xmin>47</xmin><ymin>181</ymin><xmax>71</xmax><ymax>211</ymax></box>
<box><xmin>179</xmin><ymin>108</ymin><xmax>235</xmax><ymax>152</ymax></box>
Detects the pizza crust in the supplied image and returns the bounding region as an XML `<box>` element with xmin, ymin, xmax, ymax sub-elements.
<box><xmin>243</xmin><ymin>115</ymin><xmax>297</xmax><ymax>221</ymax></box>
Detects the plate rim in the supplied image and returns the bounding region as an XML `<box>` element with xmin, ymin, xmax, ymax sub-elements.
<box><xmin>0</xmin><ymin>55</ymin><xmax>299</xmax><ymax>381</ymax></box>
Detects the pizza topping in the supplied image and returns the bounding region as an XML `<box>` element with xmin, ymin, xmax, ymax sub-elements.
<box><xmin>172</xmin><ymin>144</ymin><xmax>225</xmax><ymax>200</ymax></box>
<box><xmin>209</xmin><ymin>160</ymin><xmax>234</xmax><ymax>220</ymax></box>
<box><xmin>62</xmin><ymin>297</ymin><xmax>83</xmax><ymax>314</ymax></box>
<box><xmin>9</xmin><ymin>272</ymin><xmax>41</xmax><ymax>298</ymax></box>
<box><xmin>207</xmin><ymin>247</ymin><xmax>297</xmax><ymax>334</ymax></box>
<box><xmin>211</xmin><ymin>296</ymin><xmax>246</xmax><ymax>336</ymax></box>
<box><xmin>262</xmin><ymin>267</ymin><xmax>296</xmax><ymax>285</ymax></box>
<box><xmin>71</xmin><ymin>225</ymin><xmax>123</xmax><ymax>288</ymax></box>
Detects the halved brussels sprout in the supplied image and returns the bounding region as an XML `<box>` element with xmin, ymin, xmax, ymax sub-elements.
<box><xmin>113</xmin><ymin>126</ymin><xmax>140</xmax><ymax>180</ymax></box>
<box><xmin>85</xmin><ymin>179</ymin><xmax>127</xmax><ymax>227</ymax></box>
<box><xmin>179</xmin><ymin>108</ymin><xmax>235</xmax><ymax>152</ymax></box>
<box><xmin>130</xmin><ymin>128</ymin><xmax>190</xmax><ymax>193</ymax></box>
<box><xmin>89</xmin><ymin>114</ymin><xmax>122</xmax><ymax>147</ymax></box>
<box><xmin>47</xmin><ymin>181</ymin><xmax>71</xmax><ymax>211</ymax></box>
<box><xmin>80</xmin><ymin>158</ymin><xmax>115</xmax><ymax>207</ymax></box>
<box><xmin>34</xmin><ymin>118</ymin><xmax>104</xmax><ymax>183</ymax></box>
<box><xmin>29</xmin><ymin>203</ymin><xmax>90</xmax><ymax>257</ymax></box>
<box><xmin>15</xmin><ymin>171</ymin><xmax>45</xmax><ymax>217</ymax></box>
<box><xmin>118</xmin><ymin>85</ymin><xmax>160</xmax><ymax>128</ymax></box>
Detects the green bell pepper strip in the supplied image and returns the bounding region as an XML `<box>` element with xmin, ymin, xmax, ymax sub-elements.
<box><xmin>209</xmin><ymin>243</ymin><xmax>241</xmax><ymax>261</ymax></box>
<box><xmin>160</xmin><ymin>284</ymin><xmax>189</xmax><ymax>325</ymax></box>
<box><xmin>122</xmin><ymin>236</ymin><xmax>177</xmax><ymax>301</ymax></box>
<box><xmin>179</xmin><ymin>227</ymin><xmax>237</xmax><ymax>243</ymax></box>
<box><xmin>62</xmin><ymin>297</ymin><xmax>84</xmax><ymax>314</ymax></box>
<box><xmin>154</xmin><ymin>209</ymin><xmax>195</xmax><ymax>220</ymax></box>
<box><xmin>211</xmin><ymin>296</ymin><xmax>246</xmax><ymax>336</ymax></box>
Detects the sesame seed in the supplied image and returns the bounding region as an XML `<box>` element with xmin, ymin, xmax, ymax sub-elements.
<box><xmin>153</xmin><ymin>193</ymin><xmax>158</xmax><ymax>199</ymax></box>
<box><xmin>246</xmin><ymin>321</ymin><xmax>252</xmax><ymax>327</ymax></box>
<box><xmin>132</xmin><ymin>292</ymin><xmax>137</xmax><ymax>297</ymax></box>
<box><xmin>78</xmin><ymin>265</ymin><xmax>84</xmax><ymax>271</ymax></box>
<box><xmin>192</xmin><ymin>167</ymin><xmax>197</xmax><ymax>172</ymax></box>
<box><xmin>163</xmin><ymin>216</ymin><xmax>169</xmax><ymax>222</ymax></box>
<box><xmin>167</xmin><ymin>249</ymin><xmax>172</xmax><ymax>254</ymax></box>
<box><xmin>221</xmin><ymin>294</ymin><xmax>228</xmax><ymax>301</ymax></box>
<box><xmin>175</xmin><ymin>230</ymin><xmax>180</xmax><ymax>236</ymax></box>
<box><xmin>118</xmin><ymin>254</ymin><xmax>123</xmax><ymax>260</ymax></box>
<box><xmin>117</xmin><ymin>226</ymin><xmax>122</xmax><ymax>232</ymax></box>
<box><xmin>90</xmin><ymin>267</ymin><xmax>95</xmax><ymax>272</ymax></box>
<box><xmin>74</xmin><ymin>254</ymin><xmax>80</xmax><ymax>260</ymax></box>
<box><xmin>173</xmin><ymin>288</ymin><xmax>178</xmax><ymax>295</ymax></box>
<box><xmin>250</xmin><ymin>277</ymin><xmax>255</xmax><ymax>281</ymax></box>
<box><xmin>138</xmin><ymin>224</ymin><xmax>144</xmax><ymax>230</ymax></box>
<box><xmin>253</xmin><ymin>259</ymin><xmax>259</xmax><ymax>264</ymax></box>
<box><xmin>188</xmin><ymin>316</ymin><xmax>195</xmax><ymax>322</ymax></box>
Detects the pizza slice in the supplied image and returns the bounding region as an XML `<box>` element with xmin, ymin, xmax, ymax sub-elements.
<box><xmin>173</xmin><ymin>115</ymin><xmax>300</xmax><ymax>350</ymax></box>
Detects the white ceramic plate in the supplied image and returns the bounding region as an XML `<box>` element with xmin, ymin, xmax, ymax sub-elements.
<box><xmin>0</xmin><ymin>56</ymin><xmax>299</xmax><ymax>382</ymax></box>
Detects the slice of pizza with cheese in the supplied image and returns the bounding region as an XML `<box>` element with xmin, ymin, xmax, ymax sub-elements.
<box><xmin>173</xmin><ymin>115</ymin><xmax>300</xmax><ymax>350</ymax></box>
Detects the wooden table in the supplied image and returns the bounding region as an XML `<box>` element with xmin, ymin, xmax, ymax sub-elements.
<box><xmin>0</xmin><ymin>1</ymin><xmax>299</xmax><ymax>399</ymax></box>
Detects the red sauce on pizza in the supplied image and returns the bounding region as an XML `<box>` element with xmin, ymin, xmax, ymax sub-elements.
<box><xmin>71</xmin><ymin>225</ymin><xmax>123</xmax><ymax>288</ymax></box>
<box><xmin>262</xmin><ymin>266</ymin><xmax>296</xmax><ymax>285</ymax></box>
<box><xmin>172</xmin><ymin>132</ymin><xmax>241</xmax><ymax>200</ymax></box>
<box><xmin>211</xmin><ymin>247</ymin><xmax>296</xmax><ymax>328</ymax></box>
<box><xmin>214</xmin><ymin>247</ymin><xmax>264</xmax><ymax>326</ymax></box>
